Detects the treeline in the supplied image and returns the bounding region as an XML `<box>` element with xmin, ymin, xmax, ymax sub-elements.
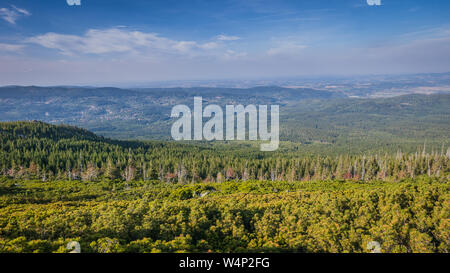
<box><xmin>1</xmin><ymin>121</ymin><xmax>449</xmax><ymax>183</ymax></box>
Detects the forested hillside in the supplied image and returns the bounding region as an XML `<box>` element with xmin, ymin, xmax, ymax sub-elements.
<box><xmin>281</xmin><ymin>93</ymin><xmax>450</xmax><ymax>152</ymax></box>
<box><xmin>1</xmin><ymin>0</ymin><xmax>449</xmax><ymax>257</ymax></box>
<box><xmin>1</xmin><ymin>121</ymin><xmax>449</xmax><ymax>182</ymax></box>
<box><xmin>0</xmin><ymin>121</ymin><xmax>448</xmax><ymax>253</ymax></box>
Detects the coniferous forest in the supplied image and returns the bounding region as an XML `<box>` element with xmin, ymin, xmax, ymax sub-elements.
<box><xmin>1</xmin><ymin>0</ymin><xmax>450</xmax><ymax>262</ymax></box>
<box><xmin>0</xmin><ymin>121</ymin><xmax>448</xmax><ymax>253</ymax></box>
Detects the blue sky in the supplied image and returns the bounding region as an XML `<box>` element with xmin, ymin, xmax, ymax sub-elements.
<box><xmin>1</xmin><ymin>0</ymin><xmax>450</xmax><ymax>85</ymax></box>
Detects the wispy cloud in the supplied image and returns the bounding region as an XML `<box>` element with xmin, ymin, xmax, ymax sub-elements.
<box><xmin>223</xmin><ymin>49</ymin><xmax>247</xmax><ymax>60</ymax></box>
<box><xmin>216</xmin><ymin>35</ymin><xmax>240</xmax><ymax>41</ymax></box>
<box><xmin>266</xmin><ymin>42</ymin><xmax>307</xmax><ymax>56</ymax></box>
<box><xmin>0</xmin><ymin>5</ymin><xmax>30</xmax><ymax>24</ymax></box>
<box><xmin>26</xmin><ymin>28</ymin><xmax>240</xmax><ymax>58</ymax></box>
<box><xmin>3</xmin><ymin>25</ymin><xmax>450</xmax><ymax>85</ymax></box>
<box><xmin>11</xmin><ymin>5</ymin><xmax>30</xmax><ymax>16</ymax></box>
<box><xmin>0</xmin><ymin>43</ymin><xmax>24</xmax><ymax>52</ymax></box>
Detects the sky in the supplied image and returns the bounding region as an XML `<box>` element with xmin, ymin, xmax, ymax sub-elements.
<box><xmin>0</xmin><ymin>0</ymin><xmax>450</xmax><ymax>86</ymax></box>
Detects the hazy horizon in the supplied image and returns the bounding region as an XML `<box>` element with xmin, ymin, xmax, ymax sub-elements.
<box><xmin>0</xmin><ymin>70</ymin><xmax>448</xmax><ymax>90</ymax></box>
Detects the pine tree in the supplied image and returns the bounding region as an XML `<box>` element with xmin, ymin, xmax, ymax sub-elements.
<box><xmin>105</xmin><ymin>159</ymin><xmax>120</xmax><ymax>180</ymax></box>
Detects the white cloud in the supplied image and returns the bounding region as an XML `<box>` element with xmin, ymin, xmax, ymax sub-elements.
<box><xmin>216</xmin><ymin>35</ymin><xmax>241</xmax><ymax>41</ymax></box>
<box><xmin>11</xmin><ymin>5</ymin><xmax>30</xmax><ymax>16</ymax></box>
<box><xmin>4</xmin><ymin>26</ymin><xmax>450</xmax><ymax>85</ymax></box>
<box><xmin>0</xmin><ymin>43</ymin><xmax>24</xmax><ymax>52</ymax></box>
<box><xmin>0</xmin><ymin>5</ymin><xmax>30</xmax><ymax>24</ymax></box>
<box><xmin>266</xmin><ymin>42</ymin><xmax>307</xmax><ymax>56</ymax></box>
<box><xmin>223</xmin><ymin>49</ymin><xmax>247</xmax><ymax>60</ymax></box>
<box><xmin>27</xmin><ymin>28</ymin><xmax>229</xmax><ymax>57</ymax></box>
<box><xmin>199</xmin><ymin>42</ymin><xmax>220</xmax><ymax>50</ymax></box>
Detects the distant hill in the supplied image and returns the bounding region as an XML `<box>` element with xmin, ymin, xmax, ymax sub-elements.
<box><xmin>281</xmin><ymin>93</ymin><xmax>450</xmax><ymax>149</ymax></box>
<box><xmin>0</xmin><ymin>86</ymin><xmax>448</xmax><ymax>153</ymax></box>
<box><xmin>0</xmin><ymin>120</ymin><xmax>103</xmax><ymax>142</ymax></box>
<box><xmin>0</xmin><ymin>85</ymin><xmax>344</xmax><ymax>139</ymax></box>
<box><xmin>0</xmin><ymin>85</ymin><xmax>343</xmax><ymax>100</ymax></box>
<box><xmin>0</xmin><ymin>86</ymin><xmax>140</xmax><ymax>99</ymax></box>
<box><xmin>285</xmin><ymin>93</ymin><xmax>450</xmax><ymax>115</ymax></box>
<box><xmin>132</xmin><ymin>86</ymin><xmax>344</xmax><ymax>100</ymax></box>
